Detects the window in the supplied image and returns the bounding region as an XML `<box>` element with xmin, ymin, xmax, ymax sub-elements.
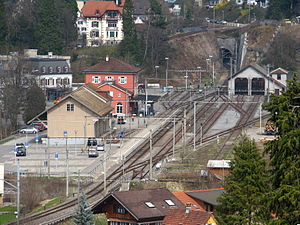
<box><xmin>48</xmin><ymin>66</ymin><xmax>53</xmax><ymax>73</ymax></box>
<box><xmin>145</xmin><ymin>202</ymin><xmax>155</xmax><ymax>208</ymax></box>
<box><xmin>63</xmin><ymin>78</ymin><xmax>69</xmax><ymax>85</ymax></box>
<box><xmin>118</xmin><ymin>93</ymin><xmax>122</xmax><ymax>98</ymax></box>
<box><xmin>78</xmin><ymin>21</ymin><xmax>83</xmax><ymax>25</ymax></box>
<box><xmin>105</xmin><ymin>76</ymin><xmax>114</xmax><ymax>81</ymax></box>
<box><xmin>67</xmin><ymin>104</ymin><xmax>74</xmax><ymax>112</ymax></box>
<box><xmin>91</xmin><ymin>41</ymin><xmax>99</xmax><ymax>46</ymax></box>
<box><xmin>118</xmin><ymin>76</ymin><xmax>127</xmax><ymax>84</ymax></box>
<box><xmin>40</xmin><ymin>78</ymin><xmax>45</xmax><ymax>86</ymax></box>
<box><xmin>47</xmin><ymin>78</ymin><xmax>54</xmax><ymax>86</ymax></box>
<box><xmin>108</xmin><ymin>21</ymin><xmax>117</xmax><ymax>27</ymax></box>
<box><xmin>107</xmin><ymin>11</ymin><xmax>117</xmax><ymax>18</ymax></box>
<box><xmin>110</xmin><ymin>32</ymin><xmax>115</xmax><ymax>38</ymax></box>
<box><xmin>91</xmin><ymin>30</ymin><xmax>99</xmax><ymax>37</ymax></box>
<box><xmin>164</xmin><ymin>199</ymin><xmax>175</xmax><ymax>206</ymax></box>
<box><xmin>95</xmin><ymin>10</ymin><xmax>99</xmax><ymax>15</ymax></box>
<box><xmin>81</xmin><ymin>27</ymin><xmax>86</xmax><ymax>31</ymax></box>
<box><xmin>41</xmin><ymin>66</ymin><xmax>46</xmax><ymax>73</ymax></box>
<box><xmin>116</xmin><ymin>103</ymin><xmax>122</xmax><ymax>113</ymax></box>
<box><xmin>63</xmin><ymin>66</ymin><xmax>69</xmax><ymax>73</ymax></box>
<box><xmin>277</xmin><ymin>74</ymin><xmax>281</xmax><ymax>80</ymax></box>
<box><xmin>92</xmin><ymin>21</ymin><xmax>99</xmax><ymax>27</ymax></box>
<box><xmin>56</xmin><ymin>78</ymin><xmax>62</xmax><ymax>85</ymax></box>
<box><xmin>92</xmin><ymin>76</ymin><xmax>100</xmax><ymax>84</ymax></box>
<box><xmin>56</xmin><ymin>67</ymin><xmax>62</xmax><ymax>73</ymax></box>
<box><xmin>113</xmin><ymin>204</ymin><xmax>126</xmax><ymax>214</ymax></box>
<box><xmin>109</xmin><ymin>91</ymin><xmax>114</xmax><ymax>97</ymax></box>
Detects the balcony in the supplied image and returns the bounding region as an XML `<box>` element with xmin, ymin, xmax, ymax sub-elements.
<box><xmin>106</xmin><ymin>27</ymin><xmax>119</xmax><ymax>31</ymax></box>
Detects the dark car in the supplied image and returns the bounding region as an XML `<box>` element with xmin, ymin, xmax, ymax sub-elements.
<box><xmin>87</xmin><ymin>138</ymin><xmax>97</xmax><ymax>146</ymax></box>
<box><xmin>16</xmin><ymin>146</ymin><xmax>26</xmax><ymax>157</ymax></box>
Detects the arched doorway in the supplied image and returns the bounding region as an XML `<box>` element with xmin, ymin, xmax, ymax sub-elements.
<box><xmin>235</xmin><ymin>78</ymin><xmax>248</xmax><ymax>95</ymax></box>
<box><xmin>251</xmin><ymin>78</ymin><xmax>265</xmax><ymax>95</ymax></box>
<box><xmin>116</xmin><ymin>103</ymin><xmax>123</xmax><ymax>114</ymax></box>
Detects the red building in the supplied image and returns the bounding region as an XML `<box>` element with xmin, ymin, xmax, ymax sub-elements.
<box><xmin>84</xmin><ymin>57</ymin><xmax>140</xmax><ymax>116</ymax></box>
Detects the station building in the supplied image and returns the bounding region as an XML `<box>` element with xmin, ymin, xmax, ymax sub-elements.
<box><xmin>228</xmin><ymin>64</ymin><xmax>289</xmax><ymax>96</ymax></box>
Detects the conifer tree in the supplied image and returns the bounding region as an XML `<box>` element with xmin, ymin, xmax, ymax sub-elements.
<box><xmin>34</xmin><ymin>0</ymin><xmax>64</xmax><ymax>55</ymax></box>
<box><xmin>216</xmin><ymin>136</ymin><xmax>271</xmax><ymax>225</ymax></box>
<box><xmin>0</xmin><ymin>0</ymin><xmax>8</xmax><ymax>51</ymax></box>
<box><xmin>119</xmin><ymin>0</ymin><xmax>143</xmax><ymax>64</ymax></box>
<box><xmin>73</xmin><ymin>193</ymin><xmax>94</xmax><ymax>225</ymax></box>
<box><xmin>263</xmin><ymin>76</ymin><xmax>300</xmax><ymax>225</ymax></box>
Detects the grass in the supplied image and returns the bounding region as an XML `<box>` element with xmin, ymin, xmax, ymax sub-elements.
<box><xmin>30</xmin><ymin>196</ymin><xmax>66</xmax><ymax>214</ymax></box>
<box><xmin>0</xmin><ymin>206</ymin><xmax>17</xmax><ymax>225</ymax></box>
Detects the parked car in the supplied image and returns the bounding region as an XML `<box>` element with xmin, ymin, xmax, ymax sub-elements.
<box><xmin>15</xmin><ymin>146</ymin><xmax>26</xmax><ymax>157</ymax></box>
<box><xmin>87</xmin><ymin>138</ymin><xmax>97</xmax><ymax>146</ymax></box>
<box><xmin>19</xmin><ymin>127</ymin><xmax>38</xmax><ymax>134</ymax></box>
<box><xmin>117</xmin><ymin>116</ymin><xmax>126</xmax><ymax>124</ymax></box>
<box><xmin>15</xmin><ymin>143</ymin><xmax>26</xmax><ymax>149</ymax></box>
<box><xmin>96</xmin><ymin>144</ymin><xmax>105</xmax><ymax>151</ymax></box>
<box><xmin>88</xmin><ymin>149</ymin><xmax>99</xmax><ymax>158</ymax></box>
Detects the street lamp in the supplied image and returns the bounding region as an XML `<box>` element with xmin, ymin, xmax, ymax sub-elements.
<box><xmin>165</xmin><ymin>57</ymin><xmax>169</xmax><ymax>87</ymax></box>
<box><xmin>64</xmin><ymin>131</ymin><xmax>69</xmax><ymax>197</ymax></box>
<box><xmin>155</xmin><ymin>65</ymin><xmax>159</xmax><ymax>78</ymax></box>
<box><xmin>197</xmin><ymin>66</ymin><xmax>202</xmax><ymax>87</ymax></box>
<box><xmin>208</xmin><ymin>55</ymin><xmax>215</xmax><ymax>86</ymax></box>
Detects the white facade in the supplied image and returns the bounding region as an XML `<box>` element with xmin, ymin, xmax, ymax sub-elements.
<box><xmin>228</xmin><ymin>65</ymin><xmax>287</xmax><ymax>96</ymax></box>
<box><xmin>77</xmin><ymin>5</ymin><xmax>124</xmax><ymax>47</ymax></box>
<box><xmin>236</xmin><ymin>0</ymin><xmax>269</xmax><ymax>7</ymax></box>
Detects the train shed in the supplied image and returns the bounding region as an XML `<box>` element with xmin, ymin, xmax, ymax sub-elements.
<box><xmin>228</xmin><ymin>64</ymin><xmax>288</xmax><ymax>96</ymax></box>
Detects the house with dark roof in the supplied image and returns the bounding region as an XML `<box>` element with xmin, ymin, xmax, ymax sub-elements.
<box><xmin>29</xmin><ymin>85</ymin><xmax>113</xmax><ymax>144</ymax></box>
<box><xmin>132</xmin><ymin>0</ymin><xmax>150</xmax><ymax>24</ymax></box>
<box><xmin>76</xmin><ymin>0</ymin><xmax>124</xmax><ymax>47</ymax></box>
<box><xmin>228</xmin><ymin>64</ymin><xmax>289</xmax><ymax>96</ymax></box>
<box><xmin>84</xmin><ymin>57</ymin><xmax>140</xmax><ymax>116</ymax></box>
<box><xmin>92</xmin><ymin>188</ymin><xmax>185</xmax><ymax>224</ymax></box>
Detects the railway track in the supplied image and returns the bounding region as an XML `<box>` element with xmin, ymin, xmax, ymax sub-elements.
<box><xmin>8</xmin><ymin>94</ymin><xmax>267</xmax><ymax>224</ymax></box>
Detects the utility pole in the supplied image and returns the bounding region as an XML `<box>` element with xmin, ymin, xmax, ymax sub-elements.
<box><xmin>149</xmin><ymin>129</ymin><xmax>153</xmax><ymax>180</ymax></box>
<box><xmin>65</xmin><ymin>134</ymin><xmax>69</xmax><ymax>197</ymax></box>
<box><xmin>267</xmin><ymin>64</ymin><xmax>270</xmax><ymax>102</ymax></box>
<box><xmin>165</xmin><ymin>57</ymin><xmax>169</xmax><ymax>87</ymax></box>
<box><xmin>197</xmin><ymin>66</ymin><xmax>202</xmax><ymax>87</ymax></box>
<box><xmin>184</xmin><ymin>109</ymin><xmax>187</xmax><ymax>154</ymax></box>
<box><xmin>185</xmin><ymin>71</ymin><xmax>188</xmax><ymax>90</ymax></box>
<box><xmin>17</xmin><ymin>159</ymin><xmax>20</xmax><ymax>225</ymax></box>
<box><xmin>145</xmin><ymin>79</ymin><xmax>148</xmax><ymax>117</ymax></box>
<box><xmin>259</xmin><ymin>103</ymin><xmax>262</xmax><ymax>134</ymax></box>
<box><xmin>104</xmin><ymin>150</ymin><xmax>107</xmax><ymax>194</ymax></box>
<box><xmin>200</xmin><ymin>123</ymin><xmax>203</xmax><ymax>146</ymax></box>
<box><xmin>193</xmin><ymin>102</ymin><xmax>196</xmax><ymax>151</ymax></box>
<box><xmin>47</xmin><ymin>139</ymin><xmax>50</xmax><ymax>178</ymax></box>
<box><xmin>77</xmin><ymin>170</ymin><xmax>80</xmax><ymax>205</ymax></box>
<box><xmin>173</xmin><ymin>118</ymin><xmax>176</xmax><ymax>159</ymax></box>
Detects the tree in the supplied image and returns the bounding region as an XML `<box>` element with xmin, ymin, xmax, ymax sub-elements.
<box><xmin>119</xmin><ymin>0</ymin><xmax>143</xmax><ymax>64</ymax></box>
<box><xmin>0</xmin><ymin>0</ymin><xmax>8</xmax><ymax>52</ymax></box>
<box><xmin>23</xmin><ymin>84</ymin><xmax>46</xmax><ymax>123</ymax></box>
<box><xmin>267</xmin><ymin>0</ymin><xmax>300</xmax><ymax>19</ymax></box>
<box><xmin>263</xmin><ymin>76</ymin><xmax>300</xmax><ymax>225</ymax></box>
<box><xmin>216</xmin><ymin>136</ymin><xmax>271</xmax><ymax>225</ymax></box>
<box><xmin>34</xmin><ymin>0</ymin><xmax>64</xmax><ymax>55</ymax></box>
<box><xmin>73</xmin><ymin>193</ymin><xmax>95</xmax><ymax>225</ymax></box>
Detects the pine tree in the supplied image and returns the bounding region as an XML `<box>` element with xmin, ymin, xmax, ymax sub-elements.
<box><xmin>216</xmin><ymin>136</ymin><xmax>271</xmax><ymax>225</ymax></box>
<box><xmin>73</xmin><ymin>193</ymin><xmax>95</xmax><ymax>225</ymax></box>
<box><xmin>34</xmin><ymin>0</ymin><xmax>64</xmax><ymax>55</ymax></box>
<box><xmin>23</xmin><ymin>84</ymin><xmax>46</xmax><ymax>123</ymax></box>
<box><xmin>263</xmin><ymin>76</ymin><xmax>300</xmax><ymax>225</ymax></box>
<box><xmin>0</xmin><ymin>0</ymin><xmax>8</xmax><ymax>51</ymax></box>
<box><xmin>119</xmin><ymin>0</ymin><xmax>143</xmax><ymax>64</ymax></box>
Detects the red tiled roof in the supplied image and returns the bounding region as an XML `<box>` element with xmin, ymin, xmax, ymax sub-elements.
<box><xmin>82</xmin><ymin>1</ymin><xmax>123</xmax><ymax>18</ymax></box>
<box><xmin>163</xmin><ymin>209</ymin><xmax>213</xmax><ymax>225</ymax></box>
<box><xmin>172</xmin><ymin>192</ymin><xmax>205</xmax><ymax>211</ymax></box>
<box><xmin>270</xmin><ymin>67</ymin><xmax>289</xmax><ymax>74</ymax></box>
<box><xmin>83</xmin><ymin>57</ymin><xmax>140</xmax><ymax>74</ymax></box>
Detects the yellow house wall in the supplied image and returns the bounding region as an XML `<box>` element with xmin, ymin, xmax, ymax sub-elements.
<box><xmin>206</xmin><ymin>216</ymin><xmax>217</xmax><ymax>225</ymax></box>
<box><xmin>48</xmin><ymin>99</ymin><xmax>98</xmax><ymax>138</ymax></box>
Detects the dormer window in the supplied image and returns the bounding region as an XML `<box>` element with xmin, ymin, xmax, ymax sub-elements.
<box><xmin>95</xmin><ymin>10</ymin><xmax>100</xmax><ymax>15</ymax></box>
<box><xmin>107</xmin><ymin>11</ymin><xmax>117</xmax><ymax>18</ymax></box>
<box><xmin>105</xmin><ymin>76</ymin><xmax>114</xmax><ymax>81</ymax></box>
<box><xmin>277</xmin><ymin>74</ymin><xmax>281</xmax><ymax>80</ymax></box>
<box><xmin>48</xmin><ymin>66</ymin><xmax>53</xmax><ymax>73</ymax></box>
<box><xmin>145</xmin><ymin>202</ymin><xmax>155</xmax><ymax>208</ymax></box>
<box><xmin>63</xmin><ymin>66</ymin><xmax>69</xmax><ymax>73</ymax></box>
<box><xmin>41</xmin><ymin>66</ymin><xmax>46</xmax><ymax>73</ymax></box>
<box><xmin>57</xmin><ymin>66</ymin><xmax>62</xmax><ymax>73</ymax></box>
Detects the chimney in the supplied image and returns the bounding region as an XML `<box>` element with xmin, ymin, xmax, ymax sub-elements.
<box><xmin>105</xmin><ymin>56</ymin><xmax>109</xmax><ymax>62</ymax></box>
<box><xmin>185</xmin><ymin>203</ymin><xmax>191</xmax><ymax>214</ymax></box>
<box><xmin>48</xmin><ymin>52</ymin><xmax>53</xmax><ymax>58</ymax></box>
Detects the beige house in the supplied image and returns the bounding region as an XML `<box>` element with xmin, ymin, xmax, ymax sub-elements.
<box><xmin>30</xmin><ymin>85</ymin><xmax>113</xmax><ymax>144</ymax></box>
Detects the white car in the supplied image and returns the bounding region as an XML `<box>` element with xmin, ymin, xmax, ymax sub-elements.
<box><xmin>96</xmin><ymin>144</ymin><xmax>105</xmax><ymax>151</ymax></box>
<box><xmin>19</xmin><ymin>127</ymin><xmax>38</xmax><ymax>134</ymax></box>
